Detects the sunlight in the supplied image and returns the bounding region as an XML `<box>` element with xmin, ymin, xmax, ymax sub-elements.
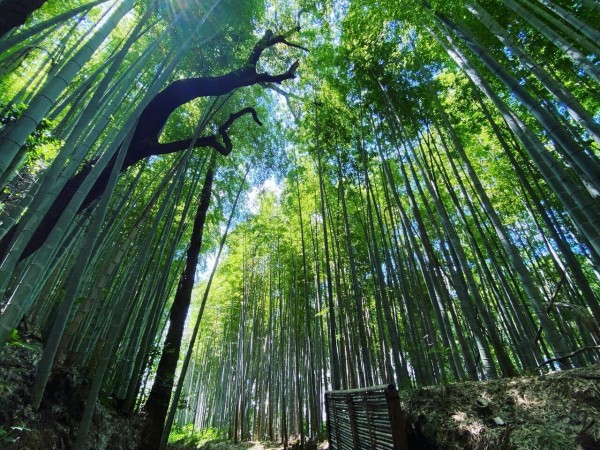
<box><xmin>245</xmin><ymin>176</ymin><xmax>284</xmax><ymax>214</ymax></box>
<box><xmin>2</xmin><ymin>0</ymin><xmax>600</xmax><ymax>448</ymax></box>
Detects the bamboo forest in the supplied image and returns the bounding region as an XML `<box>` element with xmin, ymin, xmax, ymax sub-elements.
<box><xmin>2</xmin><ymin>0</ymin><xmax>600</xmax><ymax>449</ymax></box>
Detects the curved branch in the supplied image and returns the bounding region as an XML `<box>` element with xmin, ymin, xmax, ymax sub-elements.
<box><xmin>152</xmin><ymin>107</ymin><xmax>263</xmax><ymax>157</ymax></box>
<box><xmin>247</xmin><ymin>26</ymin><xmax>302</xmax><ymax>66</ymax></box>
<box><xmin>134</xmin><ymin>27</ymin><xmax>303</xmax><ymax>147</ymax></box>
<box><xmin>281</xmin><ymin>40</ymin><xmax>309</xmax><ymax>53</ymax></box>
<box><xmin>220</xmin><ymin>107</ymin><xmax>263</xmax><ymax>130</ymax></box>
<box><xmin>3</xmin><ymin>24</ymin><xmax>304</xmax><ymax>261</ymax></box>
<box><xmin>10</xmin><ymin>108</ymin><xmax>262</xmax><ymax>261</ymax></box>
<box><xmin>217</xmin><ymin>107</ymin><xmax>263</xmax><ymax>155</ymax></box>
<box><xmin>537</xmin><ymin>346</ymin><xmax>600</xmax><ymax>368</ymax></box>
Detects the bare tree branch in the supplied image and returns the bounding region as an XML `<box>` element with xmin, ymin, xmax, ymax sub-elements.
<box><xmin>537</xmin><ymin>346</ymin><xmax>600</xmax><ymax>368</ymax></box>
<box><xmin>2</xmin><ymin>24</ymin><xmax>305</xmax><ymax>261</ymax></box>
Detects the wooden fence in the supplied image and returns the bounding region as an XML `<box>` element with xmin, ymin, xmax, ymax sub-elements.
<box><xmin>325</xmin><ymin>384</ymin><xmax>408</xmax><ymax>450</ymax></box>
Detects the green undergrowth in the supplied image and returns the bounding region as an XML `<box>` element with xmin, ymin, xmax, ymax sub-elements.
<box><xmin>168</xmin><ymin>424</ymin><xmax>227</xmax><ymax>448</ymax></box>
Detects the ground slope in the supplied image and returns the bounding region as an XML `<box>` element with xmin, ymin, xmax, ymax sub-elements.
<box><xmin>2</xmin><ymin>337</ymin><xmax>600</xmax><ymax>449</ymax></box>
<box><xmin>402</xmin><ymin>365</ymin><xmax>600</xmax><ymax>449</ymax></box>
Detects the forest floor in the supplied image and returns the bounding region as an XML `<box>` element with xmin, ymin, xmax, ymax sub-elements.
<box><xmin>401</xmin><ymin>364</ymin><xmax>600</xmax><ymax>449</ymax></box>
<box><xmin>2</xmin><ymin>335</ymin><xmax>600</xmax><ymax>449</ymax></box>
<box><xmin>0</xmin><ymin>338</ymin><xmax>144</xmax><ymax>449</ymax></box>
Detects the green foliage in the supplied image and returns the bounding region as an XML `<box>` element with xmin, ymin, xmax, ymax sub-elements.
<box><xmin>0</xmin><ymin>426</ymin><xmax>29</xmax><ymax>445</ymax></box>
<box><xmin>0</xmin><ymin>103</ymin><xmax>60</xmax><ymax>167</ymax></box>
<box><xmin>0</xmin><ymin>102</ymin><xmax>61</xmax><ymax>210</ymax></box>
<box><xmin>1</xmin><ymin>0</ymin><xmax>600</xmax><ymax>446</ymax></box>
<box><xmin>168</xmin><ymin>424</ymin><xmax>225</xmax><ymax>447</ymax></box>
<box><xmin>8</xmin><ymin>328</ymin><xmax>21</xmax><ymax>345</ymax></box>
<box><xmin>0</xmin><ymin>428</ymin><xmax>12</xmax><ymax>444</ymax></box>
<box><xmin>7</xmin><ymin>328</ymin><xmax>36</xmax><ymax>351</ymax></box>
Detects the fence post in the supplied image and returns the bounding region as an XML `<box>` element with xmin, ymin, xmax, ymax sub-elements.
<box><xmin>385</xmin><ymin>385</ymin><xmax>408</xmax><ymax>450</ymax></box>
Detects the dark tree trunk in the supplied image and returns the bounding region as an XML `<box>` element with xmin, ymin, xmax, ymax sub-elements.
<box><xmin>0</xmin><ymin>0</ymin><xmax>46</xmax><ymax>37</ymax></box>
<box><xmin>140</xmin><ymin>153</ymin><xmax>217</xmax><ymax>450</ymax></box>
<box><xmin>0</xmin><ymin>27</ymin><xmax>299</xmax><ymax>262</ymax></box>
<box><xmin>0</xmin><ymin>105</ymin><xmax>251</xmax><ymax>261</ymax></box>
